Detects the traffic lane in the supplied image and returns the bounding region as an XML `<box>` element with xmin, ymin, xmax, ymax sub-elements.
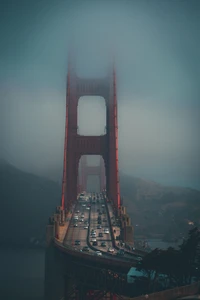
<box><xmin>64</xmin><ymin>202</ymin><xmax>89</xmax><ymax>249</ymax></box>
<box><xmin>71</xmin><ymin>196</ymin><xmax>96</xmax><ymax>253</ymax></box>
<box><xmin>73</xmin><ymin>202</ymin><xmax>90</xmax><ymax>248</ymax></box>
<box><xmin>75</xmin><ymin>204</ymin><xmax>90</xmax><ymax>250</ymax></box>
<box><xmin>89</xmin><ymin>202</ymin><xmax>113</xmax><ymax>253</ymax></box>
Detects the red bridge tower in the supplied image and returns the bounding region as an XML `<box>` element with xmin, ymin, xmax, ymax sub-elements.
<box><xmin>61</xmin><ymin>58</ymin><xmax>120</xmax><ymax>213</ymax></box>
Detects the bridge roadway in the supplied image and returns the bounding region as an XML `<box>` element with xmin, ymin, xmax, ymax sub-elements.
<box><xmin>63</xmin><ymin>193</ymin><xmax>140</xmax><ymax>261</ymax></box>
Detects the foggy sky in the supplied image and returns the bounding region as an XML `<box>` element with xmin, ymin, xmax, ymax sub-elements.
<box><xmin>0</xmin><ymin>0</ymin><xmax>200</xmax><ymax>189</ymax></box>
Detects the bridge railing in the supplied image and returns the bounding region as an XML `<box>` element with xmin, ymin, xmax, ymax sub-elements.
<box><xmin>54</xmin><ymin>238</ymin><xmax>137</xmax><ymax>266</ymax></box>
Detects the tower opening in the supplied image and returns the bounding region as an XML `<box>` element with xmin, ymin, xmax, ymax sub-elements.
<box><xmin>87</xmin><ymin>175</ymin><xmax>100</xmax><ymax>193</ymax></box>
<box><xmin>77</xmin><ymin>96</ymin><xmax>106</xmax><ymax>136</ymax></box>
<box><xmin>78</xmin><ymin>155</ymin><xmax>106</xmax><ymax>193</ymax></box>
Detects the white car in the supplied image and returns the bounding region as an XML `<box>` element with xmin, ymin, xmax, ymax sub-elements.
<box><xmin>95</xmin><ymin>251</ymin><xmax>102</xmax><ymax>256</ymax></box>
<box><xmin>84</xmin><ymin>226</ymin><xmax>88</xmax><ymax>229</ymax></box>
<box><xmin>86</xmin><ymin>207</ymin><xmax>90</xmax><ymax>210</ymax></box>
<box><xmin>104</xmin><ymin>229</ymin><xmax>109</xmax><ymax>234</ymax></box>
<box><xmin>91</xmin><ymin>237</ymin><xmax>97</xmax><ymax>242</ymax></box>
<box><xmin>108</xmin><ymin>247</ymin><xmax>115</xmax><ymax>253</ymax></box>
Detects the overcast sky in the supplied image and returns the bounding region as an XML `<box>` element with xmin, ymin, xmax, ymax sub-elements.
<box><xmin>0</xmin><ymin>0</ymin><xmax>200</xmax><ymax>189</ymax></box>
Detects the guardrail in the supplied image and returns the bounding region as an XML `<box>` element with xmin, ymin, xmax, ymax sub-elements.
<box><xmin>54</xmin><ymin>238</ymin><xmax>137</xmax><ymax>268</ymax></box>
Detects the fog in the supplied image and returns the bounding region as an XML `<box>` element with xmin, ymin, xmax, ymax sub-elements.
<box><xmin>0</xmin><ymin>0</ymin><xmax>200</xmax><ymax>189</ymax></box>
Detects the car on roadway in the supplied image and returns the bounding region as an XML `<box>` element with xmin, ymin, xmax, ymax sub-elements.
<box><xmin>74</xmin><ymin>240</ymin><xmax>81</xmax><ymax>246</ymax></box>
<box><xmin>107</xmin><ymin>247</ymin><xmax>115</xmax><ymax>253</ymax></box>
<box><xmin>82</xmin><ymin>246</ymin><xmax>89</xmax><ymax>252</ymax></box>
<box><xmin>137</xmin><ymin>257</ymin><xmax>142</xmax><ymax>261</ymax></box>
<box><xmin>95</xmin><ymin>251</ymin><xmax>102</xmax><ymax>256</ymax></box>
<box><xmin>101</xmin><ymin>242</ymin><xmax>106</xmax><ymax>247</ymax></box>
<box><xmin>117</xmin><ymin>249</ymin><xmax>125</xmax><ymax>256</ymax></box>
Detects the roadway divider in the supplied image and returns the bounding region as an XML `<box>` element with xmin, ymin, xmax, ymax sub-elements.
<box><xmin>105</xmin><ymin>200</ymin><xmax>146</xmax><ymax>259</ymax></box>
<box><xmin>104</xmin><ymin>199</ymin><xmax>117</xmax><ymax>250</ymax></box>
<box><xmin>86</xmin><ymin>201</ymin><xmax>122</xmax><ymax>259</ymax></box>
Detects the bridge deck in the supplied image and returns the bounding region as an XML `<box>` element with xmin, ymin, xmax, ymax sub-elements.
<box><xmin>55</xmin><ymin>193</ymin><xmax>142</xmax><ymax>262</ymax></box>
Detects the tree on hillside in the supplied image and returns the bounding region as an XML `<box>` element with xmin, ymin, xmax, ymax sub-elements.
<box><xmin>178</xmin><ymin>227</ymin><xmax>200</xmax><ymax>284</ymax></box>
<box><xmin>136</xmin><ymin>248</ymin><xmax>163</xmax><ymax>292</ymax></box>
<box><xmin>135</xmin><ymin>227</ymin><xmax>200</xmax><ymax>293</ymax></box>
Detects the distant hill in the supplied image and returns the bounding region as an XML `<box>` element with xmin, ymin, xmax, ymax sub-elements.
<box><xmin>120</xmin><ymin>173</ymin><xmax>200</xmax><ymax>238</ymax></box>
<box><xmin>0</xmin><ymin>160</ymin><xmax>199</xmax><ymax>245</ymax></box>
<box><xmin>0</xmin><ymin>160</ymin><xmax>60</xmax><ymax>246</ymax></box>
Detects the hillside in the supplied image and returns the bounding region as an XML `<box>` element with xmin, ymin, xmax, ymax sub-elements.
<box><xmin>120</xmin><ymin>173</ymin><xmax>200</xmax><ymax>239</ymax></box>
<box><xmin>0</xmin><ymin>160</ymin><xmax>199</xmax><ymax>245</ymax></box>
<box><xmin>0</xmin><ymin>160</ymin><xmax>60</xmax><ymax>246</ymax></box>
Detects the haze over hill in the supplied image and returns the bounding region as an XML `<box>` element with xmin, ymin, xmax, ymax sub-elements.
<box><xmin>0</xmin><ymin>160</ymin><xmax>199</xmax><ymax>246</ymax></box>
<box><xmin>1</xmin><ymin>0</ymin><xmax>200</xmax><ymax>191</ymax></box>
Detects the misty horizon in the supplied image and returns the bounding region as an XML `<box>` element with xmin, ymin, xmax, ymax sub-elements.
<box><xmin>0</xmin><ymin>0</ymin><xmax>200</xmax><ymax>190</ymax></box>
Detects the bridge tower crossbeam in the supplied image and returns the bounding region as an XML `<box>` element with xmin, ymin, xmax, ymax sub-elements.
<box><xmin>61</xmin><ymin>56</ymin><xmax>120</xmax><ymax>212</ymax></box>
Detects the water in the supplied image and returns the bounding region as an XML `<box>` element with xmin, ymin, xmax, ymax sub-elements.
<box><xmin>0</xmin><ymin>240</ymin><xmax>181</xmax><ymax>299</ymax></box>
<box><xmin>147</xmin><ymin>239</ymin><xmax>181</xmax><ymax>250</ymax></box>
<box><xmin>0</xmin><ymin>248</ymin><xmax>45</xmax><ymax>300</ymax></box>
